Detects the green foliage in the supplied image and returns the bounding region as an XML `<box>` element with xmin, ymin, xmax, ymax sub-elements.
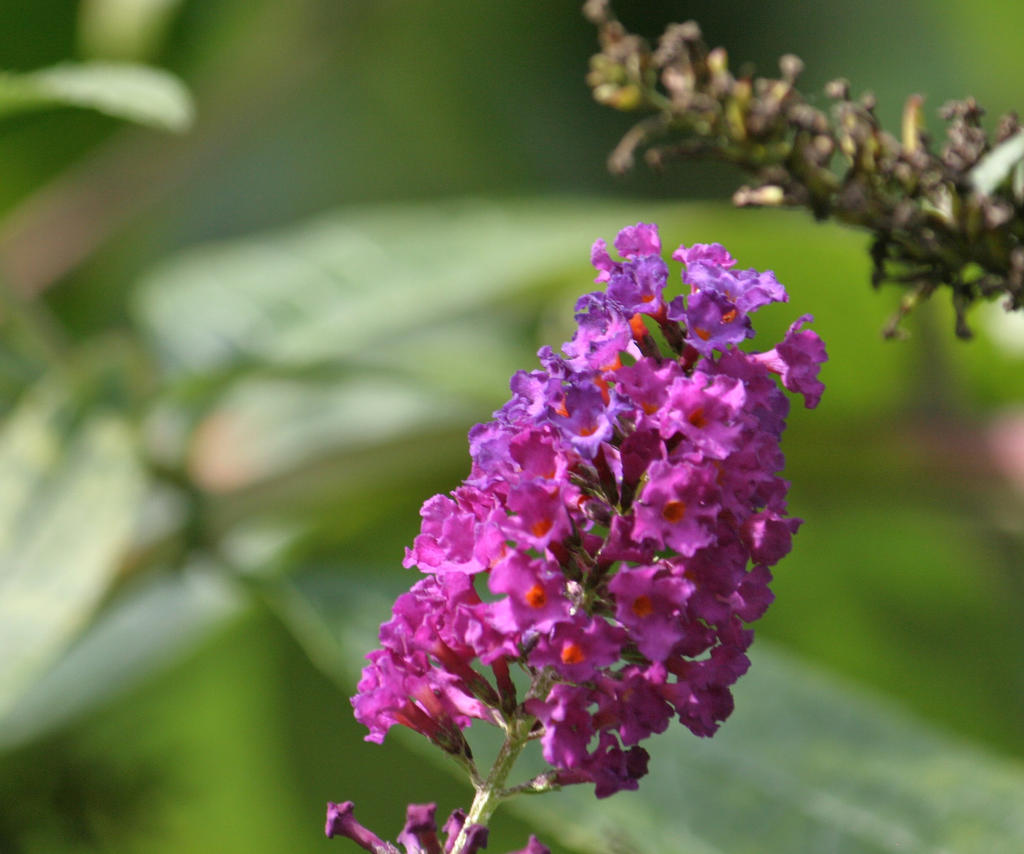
<box><xmin>78</xmin><ymin>0</ymin><xmax>189</xmax><ymax>63</ymax></box>
<box><xmin>3</xmin><ymin>199</ymin><xmax>1021</xmax><ymax>852</ymax></box>
<box><xmin>318</xmin><ymin>575</ymin><xmax>1024</xmax><ymax>853</ymax></box>
<box><xmin>1</xmin><ymin>3</ymin><xmax>1023</xmax><ymax>849</ymax></box>
<box><xmin>134</xmin><ymin>201</ymin><xmax>635</xmax><ymax>375</ymax></box>
<box><xmin>0</xmin><ymin>565</ymin><xmax>238</xmax><ymax>751</ymax></box>
<box><xmin>0</xmin><ymin>375</ymin><xmax>145</xmax><ymax>723</ymax></box>
<box><xmin>535</xmin><ymin>648</ymin><xmax>1024</xmax><ymax>854</ymax></box>
<box><xmin>0</xmin><ymin>62</ymin><xmax>193</xmax><ymax>131</ymax></box>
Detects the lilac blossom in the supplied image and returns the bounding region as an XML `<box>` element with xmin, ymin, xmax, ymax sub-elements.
<box><xmin>329</xmin><ymin>223</ymin><xmax>826</xmax><ymax>852</ymax></box>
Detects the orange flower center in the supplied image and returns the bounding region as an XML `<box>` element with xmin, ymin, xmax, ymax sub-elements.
<box><xmin>524</xmin><ymin>584</ymin><xmax>547</xmax><ymax>608</ymax></box>
<box><xmin>662</xmin><ymin>500</ymin><xmax>687</xmax><ymax>523</ymax></box>
<box><xmin>531</xmin><ymin>518</ymin><xmax>553</xmax><ymax>538</ymax></box>
<box><xmin>560</xmin><ymin>642</ymin><xmax>586</xmax><ymax>665</ymax></box>
<box><xmin>631</xmin><ymin>595</ymin><xmax>654</xmax><ymax>618</ymax></box>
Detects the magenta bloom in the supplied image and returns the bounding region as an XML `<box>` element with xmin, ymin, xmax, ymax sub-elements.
<box><xmin>326</xmin><ymin>801</ymin><xmax>509</xmax><ymax>854</ymax></box>
<box><xmin>347</xmin><ymin>223</ymin><xmax>827</xmax><ymax>804</ymax></box>
<box><xmin>752</xmin><ymin>314</ymin><xmax>828</xmax><ymax>408</ymax></box>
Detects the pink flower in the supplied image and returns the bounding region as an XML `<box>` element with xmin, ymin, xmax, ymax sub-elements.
<box><xmin>349</xmin><ymin>223</ymin><xmax>826</xmax><ymax>801</ymax></box>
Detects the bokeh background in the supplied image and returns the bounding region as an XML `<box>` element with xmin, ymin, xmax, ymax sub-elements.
<box><xmin>1</xmin><ymin>2</ymin><xmax>1023</xmax><ymax>852</ymax></box>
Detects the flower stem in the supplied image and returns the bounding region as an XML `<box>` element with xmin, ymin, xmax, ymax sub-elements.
<box><xmin>450</xmin><ymin>715</ymin><xmax>533</xmax><ymax>854</ymax></box>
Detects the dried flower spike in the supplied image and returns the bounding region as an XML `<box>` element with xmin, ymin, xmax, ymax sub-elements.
<box><xmin>586</xmin><ymin>3</ymin><xmax>1024</xmax><ymax>338</ymax></box>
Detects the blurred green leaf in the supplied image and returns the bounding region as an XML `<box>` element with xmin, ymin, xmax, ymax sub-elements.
<box><xmin>303</xmin><ymin>575</ymin><xmax>1024</xmax><ymax>854</ymax></box>
<box><xmin>527</xmin><ymin>650</ymin><xmax>1024</xmax><ymax>854</ymax></box>
<box><xmin>134</xmin><ymin>200</ymin><xmax>668</xmax><ymax>497</ymax></box>
<box><xmin>133</xmin><ymin>200</ymin><xmax>655</xmax><ymax>376</ymax></box>
<box><xmin>185</xmin><ymin>375</ymin><xmax>478</xmax><ymax>492</ymax></box>
<box><xmin>0</xmin><ymin>62</ymin><xmax>194</xmax><ymax>131</ymax></box>
<box><xmin>132</xmin><ymin>199</ymin><xmax>894</xmax><ymax>420</ymax></box>
<box><xmin>0</xmin><ymin>376</ymin><xmax>146</xmax><ymax>723</ymax></box>
<box><xmin>346</xmin><ymin>315</ymin><xmax>538</xmax><ymax>405</ymax></box>
<box><xmin>0</xmin><ymin>563</ymin><xmax>238</xmax><ymax>750</ymax></box>
<box><xmin>78</xmin><ymin>0</ymin><xmax>188</xmax><ymax>63</ymax></box>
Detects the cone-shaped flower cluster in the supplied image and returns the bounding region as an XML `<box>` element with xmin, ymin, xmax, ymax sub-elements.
<box><xmin>349</xmin><ymin>224</ymin><xmax>826</xmax><ymax>805</ymax></box>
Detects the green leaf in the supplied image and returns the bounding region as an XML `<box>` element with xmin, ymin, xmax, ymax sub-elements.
<box><xmin>135</xmin><ymin>200</ymin><xmax>678</xmax><ymax>493</ymax></box>
<box><xmin>0</xmin><ymin>62</ymin><xmax>194</xmax><ymax>131</ymax></box>
<box><xmin>0</xmin><ymin>377</ymin><xmax>146</xmax><ymax>724</ymax></box>
<box><xmin>133</xmin><ymin>200</ymin><xmax>653</xmax><ymax>376</ymax></box>
<box><xmin>307</xmin><ymin>576</ymin><xmax>1024</xmax><ymax>854</ymax></box>
<box><xmin>0</xmin><ymin>562</ymin><xmax>239</xmax><ymax>750</ymax></box>
<box><xmin>345</xmin><ymin>315</ymin><xmax>539</xmax><ymax>404</ymax></box>
<box><xmin>78</xmin><ymin>0</ymin><xmax>189</xmax><ymax>63</ymax></box>
<box><xmin>968</xmin><ymin>131</ymin><xmax>1024</xmax><ymax>196</ymax></box>
<box><xmin>524</xmin><ymin>649</ymin><xmax>1024</xmax><ymax>854</ymax></box>
<box><xmin>132</xmin><ymin>199</ymin><xmax>904</xmax><ymax>422</ymax></box>
<box><xmin>184</xmin><ymin>375</ymin><xmax>478</xmax><ymax>492</ymax></box>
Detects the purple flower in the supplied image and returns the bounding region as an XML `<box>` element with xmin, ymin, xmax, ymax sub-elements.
<box><xmin>488</xmin><ymin>552</ymin><xmax>569</xmax><ymax>634</ymax></box>
<box><xmin>585</xmin><ymin>733</ymin><xmax>650</xmax><ymax>798</ymax></box>
<box><xmin>671</xmin><ymin>242</ymin><xmax>737</xmax><ymax>269</ymax></box>
<box><xmin>327</xmin><ymin>802</ymin><xmax>504</xmax><ymax>854</ymax></box>
<box><xmin>632</xmin><ymin>459</ymin><xmax>719</xmax><ymax>556</ymax></box>
<box><xmin>508</xmin><ymin>837</ymin><xmax>551</xmax><ymax>854</ymax></box>
<box><xmin>751</xmin><ymin>314</ymin><xmax>828</xmax><ymax>408</ymax></box>
<box><xmin>591</xmin><ymin>223</ymin><xmax>670</xmax><ymax>317</ymax></box>
<box><xmin>612</xmin><ymin>359</ymin><xmax>683</xmax><ymax>422</ymax></box>
<box><xmin>679</xmin><ymin>254</ymin><xmax>787</xmax><ymax>313</ymax></box>
<box><xmin>742</xmin><ymin>512</ymin><xmax>802</xmax><ymax>567</ymax></box>
<box><xmin>530</xmin><ymin>616</ymin><xmax>625</xmax><ymax>682</ymax></box>
<box><xmin>505</xmin><ymin>481</ymin><xmax>572</xmax><ymax>550</ymax></box>
<box><xmin>615</xmin><ymin>222</ymin><xmax>662</xmax><ymax>258</ymax></box>
<box><xmin>326</xmin><ymin>801</ymin><xmax>397</xmax><ymax>852</ymax></box>
<box><xmin>347</xmin><ymin>223</ymin><xmax>825</xmax><ymax>810</ymax></box>
<box><xmin>549</xmin><ymin>381</ymin><xmax>625</xmax><ymax>459</ymax></box>
<box><xmin>659</xmin><ymin>371</ymin><xmax>747</xmax><ymax>459</ymax></box>
<box><xmin>397</xmin><ymin>803</ymin><xmax>442</xmax><ymax>854</ymax></box>
<box><xmin>507</xmin><ymin>426</ymin><xmax>566</xmax><ymax>482</ymax></box>
<box><xmin>669</xmin><ymin>288</ymin><xmax>753</xmax><ymax>356</ymax></box>
<box><xmin>501</xmin><ymin>369</ymin><xmax>561</xmax><ymax>424</ymax></box>
<box><xmin>604</xmin><ymin>664</ymin><xmax>674</xmax><ymax>745</ymax></box>
<box><xmin>564</xmin><ymin>292</ymin><xmax>639</xmax><ymax>372</ymax></box>
<box><xmin>606</xmin><ymin>255</ymin><xmax>670</xmax><ymax>316</ymax></box>
<box><xmin>527</xmin><ymin>683</ymin><xmax>596</xmax><ymax>769</ymax></box>
<box><xmin>608</xmin><ymin>566</ymin><xmax>694</xmax><ymax>662</ymax></box>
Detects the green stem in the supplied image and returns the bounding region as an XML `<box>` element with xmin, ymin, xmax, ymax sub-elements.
<box><xmin>450</xmin><ymin>715</ymin><xmax>534</xmax><ymax>854</ymax></box>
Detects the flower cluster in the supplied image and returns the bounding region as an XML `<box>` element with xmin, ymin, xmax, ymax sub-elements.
<box><xmin>326</xmin><ymin>801</ymin><xmax>548</xmax><ymax>854</ymax></box>
<box><xmin>330</xmin><ymin>223</ymin><xmax>825</xmax><ymax>852</ymax></box>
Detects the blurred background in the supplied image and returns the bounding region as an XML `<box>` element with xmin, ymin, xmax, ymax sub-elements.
<box><xmin>1</xmin><ymin>1</ymin><xmax>1023</xmax><ymax>852</ymax></box>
